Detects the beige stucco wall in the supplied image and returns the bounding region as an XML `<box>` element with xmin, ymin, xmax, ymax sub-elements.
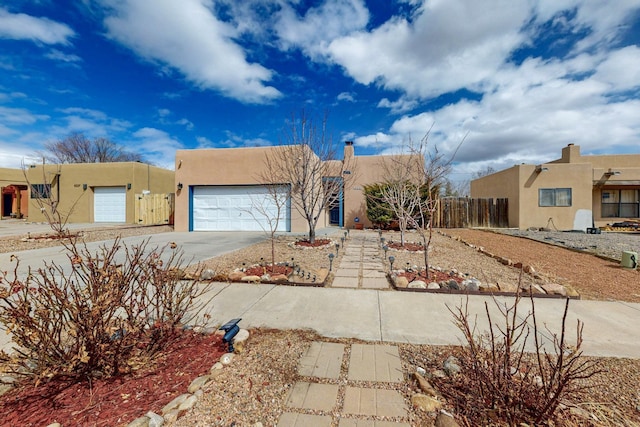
<box><xmin>342</xmin><ymin>152</ymin><xmax>421</xmax><ymax>230</ymax></box>
<box><xmin>471</xmin><ymin>144</ymin><xmax>640</xmax><ymax>230</ymax></box>
<box><xmin>470</xmin><ymin>166</ymin><xmax>521</xmax><ymax>228</ymax></box>
<box><xmin>174</xmin><ymin>146</ymin><xmax>316</xmax><ymax>232</ymax></box>
<box><xmin>518</xmin><ymin>163</ymin><xmax>593</xmax><ymax>230</ymax></box>
<box><xmin>26</xmin><ymin>163</ymin><xmax>174</xmax><ymax>224</ymax></box>
<box><xmin>174</xmin><ymin>144</ymin><xmax>420</xmax><ymax>233</ymax></box>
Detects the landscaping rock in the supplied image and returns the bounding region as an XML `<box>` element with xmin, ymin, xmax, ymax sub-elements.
<box><xmin>408</xmin><ymin>280</ymin><xmax>427</xmax><ymax>289</ymax></box>
<box><xmin>228</xmin><ymin>271</ymin><xmax>245</xmax><ymax>281</ymax></box>
<box><xmin>200</xmin><ymin>268</ymin><xmax>215</xmax><ymax>280</ymax></box>
<box><xmin>234</xmin><ymin>328</ymin><xmax>250</xmax><ymax>344</ymax></box>
<box><xmin>427</xmin><ymin>282</ymin><xmax>440</xmax><ymax>289</ymax></box>
<box><xmin>241</xmin><ymin>275</ymin><xmax>262</xmax><ymax>282</ymax></box>
<box><xmin>162</xmin><ymin>393</ymin><xmax>191</xmax><ymax>414</ymax></box>
<box><xmin>479</xmin><ymin>283</ymin><xmax>499</xmax><ymax>293</ymax></box>
<box><xmin>435</xmin><ymin>410</ymin><xmax>460</xmax><ymax>427</ymax></box>
<box><xmin>220</xmin><ymin>353</ymin><xmax>235</xmax><ymax>365</ymax></box>
<box><xmin>446</xmin><ymin>280</ymin><xmax>460</xmax><ymax>291</ymax></box>
<box><xmin>188</xmin><ymin>375</ymin><xmax>211</xmax><ymax>393</ymax></box>
<box><xmin>413</xmin><ymin>372</ymin><xmax>438</xmax><ymax>397</ymax></box>
<box><xmin>0</xmin><ymin>384</ymin><xmax>14</xmax><ymax>397</ymax></box>
<box><xmin>127</xmin><ymin>416</ymin><xmax>150</xmax><ymax>427</ymax></box>
<box><xmin>146</xmin><ymin>411</ymin><xmax>164</xmax><ymax>427</ymax></box>
<box><xmin>271</xmin><ymin>274</ymin><xmax>288</xmax><ymax>282</ymax></box>
<box><xmin>443</xmin><ymin>356</ymin><xmax>461</xmax><ymax>376</ymax></box>
<box><xmin>394</xmin><ymin>276</ymin><xmax>409</xmax><ymax>288</ymax></box>
<box><xmin>178</xmin><ymin>394</ymin><xmax>198</xmax><ymax>411</ymax></box>
<box><xmin>541</xmin><ymin>283</ymin><xmax>568</xmax><ymax>296</ymax></box>
<box><xmin>412</xmin><ymin>393</ymin><xmax>442</xmax><ymax>412</ymax></box>
<box><xmin>461</xmin><ymin>278</ymin><xmax>480</xmax><ymax>292</ymax></box>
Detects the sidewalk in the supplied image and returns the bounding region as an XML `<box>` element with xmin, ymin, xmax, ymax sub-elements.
<box><xmin>200</xmin><ymin>230</ymin><xmax>640</xmax><ymax>359</ymax></box>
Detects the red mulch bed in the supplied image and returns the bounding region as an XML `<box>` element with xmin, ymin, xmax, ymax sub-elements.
<box><xmin>0</xmin><ymin>331</ymin><xmax>225</xmax><ymax>427</ymax></box>
<box><xmin>387</xmin><ymin>241</ymin><xmax>425</xmax><ymax>251</ymax></box>
<box><xmin>294</xmin><ymin>239</ymin><xmax>332</xmax><ymax>248</ymax></box>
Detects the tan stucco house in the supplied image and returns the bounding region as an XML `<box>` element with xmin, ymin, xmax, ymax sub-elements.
<box><xmin>0</xmin><ymin>168</ymin><xmax>29</xmax><ymax>219</ymax></box>
<box><xmin>471</xmin><ymin>144</ymin><xmax>640</xmax><ymax>230</ymax></box>
<box><xmin>174</xmin><ymin>142</ymin><xmax>417</xmax><ymax>232</ymax></box>
<box><xmin>24</xmin><ymin>162</ymin><xmax>174</xmax><ymax>224</ymax></box>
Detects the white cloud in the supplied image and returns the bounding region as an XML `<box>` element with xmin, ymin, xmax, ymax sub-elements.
<box><xmin>357</xmin><ymin>47</ymin><xmax>640</xmax><ymax>178</ymax></box>
<box><xmin>132</xmin><ymin>127</ymin><xmax>184</xmax><ymax>168</ymax></box>
<box><xmin>327</xmin><ymin>0</ymin><xmax>530</xmax><ymax>98</ymax></box>
<box><xmin>337</xmin><ymin>92</ymin><xmax>356</xmax><ymax>102</ymax></box>
<box><xmin>593</xmin><ymin>45</ymin><xmax>640</xmax><ymax>92</ymax></box>
<box><xmin>0</xmin><ymin>106</ymin><xmax>49</xmax><ymax>125</ymax></box>
<box><xmin>98</xmin><ymin>0</ymin><xmax>281</xmax><ymax>104</ymax></box>
<box><xmin>45</xmin><ymin>49</ymin><xmax>82</xmax><ymax>64</ymax></box>
<box><xmin>275</xmin><ymin>0</ymin><xmax>369</xmax><ymax>59</ymax></box>
<box><xmin>0</xmin><ymin>8</ymin><xmax>75</xmax><ymax>45</ymax></box>
<box><xmin>55</xmin><ymin>107</ymin><xmax>132</xmax><ymax>135</ymax></box>
<box><xmin>378</xmin><ymin>97</ymin><xmax>419</xmax><ymax>114</ymax></box>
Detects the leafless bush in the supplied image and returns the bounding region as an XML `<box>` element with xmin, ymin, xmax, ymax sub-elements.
<box><xmin>0</xmin><ymin>238</ymin><xmax>213</xmax><ymax>382</ymax></box>
<box><xmin>443</xmin><ymin>291</ymin><xmax>602</xmax><ymax>425</ymax></box>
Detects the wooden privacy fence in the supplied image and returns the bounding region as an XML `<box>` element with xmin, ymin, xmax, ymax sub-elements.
<box><xmin>435</xmin><ymin>197</ymin><xmax>508</xmax><ymax>228</ymax></box>
<box><xmin>135</xmin><ymin>193</ymin><xmax>174</xmax><ymax>225</ymax></box>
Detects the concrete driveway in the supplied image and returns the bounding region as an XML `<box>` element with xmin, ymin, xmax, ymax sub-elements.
<box><xmin>0</xmin><ymin>229</ymin><xmax>266</xmax><ymax>276</ymax></box>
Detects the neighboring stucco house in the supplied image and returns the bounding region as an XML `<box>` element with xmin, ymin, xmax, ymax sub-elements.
<box><xmin>174</xmin><ymin>142</ymin><xmax>419</xmax><ymax>232</ymax></box>
<box><xmin>470</xmin><ymin>144</ymin><xmax>640</xmax><ymax>230</ymax></box>
<box><xmin>0</xmin><ymin>168</ymin><xmax>29</xmax><ymax>219</ymax></box>
<box><xmin>25</xmin><ymin>162</ymin><xmax>175</xmax><ymax>224</ymax></box>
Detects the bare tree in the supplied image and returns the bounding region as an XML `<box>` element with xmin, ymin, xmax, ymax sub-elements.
<box><xmin>378</xmin><ymin>129</ymin><xmax>464</xmax><ymax>277</ymax></box>
<box><xmin>245</xmin><ymin>179</ymin><xmax>290</xmax><ymax>269</ymax></box>
<box><xmin>40</xmin><ymin>133</ymin><xmax>144</xmax><ymax>164</ymax></box>
<box><xmin>266</xmin><ymin>111</ymin><xmax>355</xmax><ymax>243</ymax></box>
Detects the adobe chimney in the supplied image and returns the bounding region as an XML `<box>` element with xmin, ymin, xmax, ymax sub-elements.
<box><xmin>344</xmin><ymin>141</ymin><xmax>354</xmax><ymax>160</ymax></box>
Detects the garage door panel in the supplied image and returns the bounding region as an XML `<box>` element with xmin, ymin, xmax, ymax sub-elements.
<box><xmin>192</xmin><ymin>185</ymin><xmax>289</xmax><ymax>231</ymax></box>
<box><xmin>94</xmin><ymin>187</ymin><xmax>126</xmax><ymax>223</ymax></box>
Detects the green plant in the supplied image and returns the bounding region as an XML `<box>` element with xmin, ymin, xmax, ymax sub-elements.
<box><xmin>444</xmin><ymin>291</ymin><xmax>602</xmax><ymax>425</ymax></box>
<box><xmin>364</xmin><ymin>183</ymin><xmax>395</xmax><ymax>228</ymax></box>
<box><xmin>0</xmin><ymin>238</ymin><xmax>213</xmax><ymax>382</ymax></box>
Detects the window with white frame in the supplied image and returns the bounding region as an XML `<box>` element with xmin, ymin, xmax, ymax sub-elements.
<box><xmin>539</xmin><ymin>188</ymin><xmax>572</xmax><ymax>207</ymax></box>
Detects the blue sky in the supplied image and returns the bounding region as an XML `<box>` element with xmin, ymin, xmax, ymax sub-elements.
<box><xmin>1</xmin><ymin>0</ymin><xmax>639</xmax><ymax>184</ymax></box>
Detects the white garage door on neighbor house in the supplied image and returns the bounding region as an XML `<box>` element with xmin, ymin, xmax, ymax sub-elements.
<box><xmin>94</xmin><ymin>186</ymin><xmax>126</xmax><ymax>223</ymax></box>
<box><xmin>192</xmin><ymin>185</ymin><xmax>290</xmax><ymax>231</ymax></box>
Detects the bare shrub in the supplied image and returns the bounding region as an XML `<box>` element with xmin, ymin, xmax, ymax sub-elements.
<box><xmin>442</xmin><ymin>291</ymin><xmax>602</xmax><ymax>425</ymax></box>
<box><xmin>0</xmin><ymin>238</ymin><xmax>213</xmax><ymax>382</ymax></box>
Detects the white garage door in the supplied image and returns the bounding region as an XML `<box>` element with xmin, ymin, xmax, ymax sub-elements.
<box><xmin>94</xmin><ymin>186</ymin><xmax>126</xmax><ymax>223</ymax></box>
<box><xmin>192</xmin><ymin>186</ymin><xmax>290</xmax><ymax>231</ymax></box>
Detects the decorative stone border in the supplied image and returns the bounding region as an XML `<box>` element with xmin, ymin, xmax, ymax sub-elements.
<box><xmin>226</xmin><ymin>264</ymin><xmax>330</xmax><ymax>287</ymax></box>
<box><xmin>387</xmin><ymin>231</ymin><xmax>580</xmax><ymax>299</ymax></box>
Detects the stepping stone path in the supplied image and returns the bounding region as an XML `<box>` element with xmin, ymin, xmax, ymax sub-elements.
<box><xmin>331</xmin><ymin>234</ymin><xmax>390</xmax><ymax>289</ymax></box>
<box><xmin>279</xmin><ymin>341</ymin><xmax>411</xmax><ymax>426</ymax></box>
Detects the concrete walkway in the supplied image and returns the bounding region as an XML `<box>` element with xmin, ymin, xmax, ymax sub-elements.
<box><xmin>279</xmin><ymin>341</ymin><xmax>409</xmax><ymax>426</ymax></box>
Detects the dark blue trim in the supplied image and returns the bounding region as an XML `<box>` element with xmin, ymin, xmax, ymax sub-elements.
<box><xmin>188</xmin><ymin>185</ymin><xmax>193</xmax><ymax>231</ymax></box>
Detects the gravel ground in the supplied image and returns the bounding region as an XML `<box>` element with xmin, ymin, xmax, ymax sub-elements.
<box><xmin>492</xmin><ymin>228</ymin><xmax>640</xmax><ymax>261</ymax></box>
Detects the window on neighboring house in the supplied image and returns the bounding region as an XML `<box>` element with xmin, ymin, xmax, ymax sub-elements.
<box><xmin>30</xmin><ymin>184</ymin><xmax>51</xmax><ymax>199</ymax></box>
<box><xmin>539</xmin><ymin>188</ymin><xmax>572</xmax><ymax>207</ymax></box>
<box><xmin>602</xmin><ymin>189</ymin><xmax>640</xmax><ymax>218</ymax></box>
